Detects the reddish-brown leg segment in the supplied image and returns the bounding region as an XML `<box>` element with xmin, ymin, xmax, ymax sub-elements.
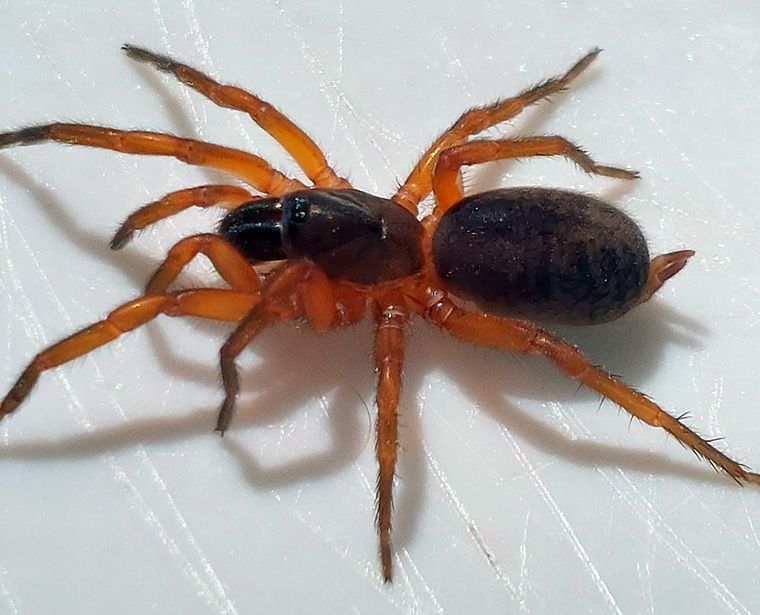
<box><xmin>124</xmin><ymin>45</ymin><xmax>351</xmax><ymax>190</ymax></box>
<box><xmin>216</xmin><ymin>262</ymin><xmax>340</xmax><ymax>433</ymax></box>
<box><xmin>111</xmin><ymin>184</ymin><xmax>254</xmax><ymax>249</ymax></box>
<box><xmin>431</xmin><ymin>136</ymin><xmax>638</xmax><ymax>216</ymax></box>
<box><xmin>393</xmin><ymin>49</ymin><xmax>601</xmax><ymax>213</ymax></box>
<box><xmin>372</xmin><ymin>289</ymin><xmax>409</xmax><ymax>582</ymax></box>
<box><xmin>145</xmin><ymin>234</ymin><xmax>262</xmax><ymax>295</ymax></box>
<box><xmin>0</xmin><ymin>289</ymin><xmax>260</xmax><ymax>421</ymax></box>
<box><xmin>418</xmin><ymin>286</ymin><xmax>760</xmax><ymax>486</ymax></box>
<box><xmin>0</xmin><ymin>124</ymin><xmax>306</xmax><ymax>196</ymax></box>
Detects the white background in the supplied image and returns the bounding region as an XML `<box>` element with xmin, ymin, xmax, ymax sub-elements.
<box><xmin>1</xmin><ymin>1</ymin><xmax>760</xmax><ymax>614</ymax></box>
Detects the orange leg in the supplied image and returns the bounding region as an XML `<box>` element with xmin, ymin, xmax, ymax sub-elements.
<box><xmin>0</xmin><ymin>289</ymin><xmax>259</xmax><ymax>421</ymax></box>
<box><xmin>372</xmin><ymin>289</ymin><xmax>409</xmax><ymax>582</ymax></box>
<box><xmin>431</xmin><ymin>136</ymin><xmax>638</xmax><ymax>216</ymax></box>
<box><xmin>332</xmin><ymin>281</ymin><xmax>371</xmax><ymax>326</ymax></box>
<box><xmin>393</xmin><ymin>49</ymin><xmax>601</xmax><ymax>213</ymax></box>
<box><xmin>111</xmin><ymin>184</ymin><xmax>254</xmax><ymax>249</ymax></box>
<box><xmin>145</xmin><ymin>234</ymin><xmax>262</xmax><ymax>295</ymax></box>
<box><xmin>216</xmin><ymin>262</ymin><xmax>340</xmax><ymax>433</ymax></box>
<box><xmin>419</xmin><ymin>287</ymin><xmax>760</xmax><ymax>486</ymax></box>
<box><xmin>0</xmin><ymin>124</ymin><xmax>306</xmax><ymax>196</ymax></box>
<box><xmin>124</xmin><ymin>45</ymin><xmax>351</xmax><ymax>190</ymax></box>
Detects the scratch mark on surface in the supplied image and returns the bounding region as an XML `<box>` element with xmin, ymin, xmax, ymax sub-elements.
<box><xmin>142</xmin><ymin>457</ymin><xmax>240</xmax><ymax>614</ymax></box>
<box><xmin>180</xmin><ymin>0</ymin><xmax>258</xmax><ymax>154</ymax></box>
<box><xmin>0</xmin><ymin>199</ymin><xmax>12</xmax><ymax>397</ymax></box>
<box><xmin>640</xmin><ymin>517</ymin><xmax>655</xmax><ymax>615</ymax></box>
<box><xmin>645</xmin><ymin>110</ymin><xmax>735</xmax><ymax>216</ymax></box>
<box><xmin>268</xmin><ymin>0</ymin><xmax>396</xmax><ymax>192</ymax></box>
<box><xmin>110</xmin><ymin>456</ymin><xmax>239</xmax><ymax>614</ymax></box>
<box><xmin>518</xmin><ymin>511</ymin><xmax>530</xmax><ymax>600</ymax></box>
<box><xmin>423</xmin><ymin>442</ymin><xmax>526</xmax><ymax>608</ymax></box>
<box><xmin>743</xmin><ymin>495</ymin><xmax>760</xmax><ymax>549</ymax></box>
<box><xmin>5</xmin><ymin>218</ymin><xmax>240</xmax><ymax>613</ymax></box>
<box><xmin>561</xmin><ymin>403</ymin><xmax>754</xmax><ymax>615</ymax></box>
<box><xmin>608</xmin><ymin>472</ymin><xmax>751</xmax><ymax>615</ymax></box>
<box><xmin>183</xmin><ymin>0</ymin><xmax>211</xmax><ymax>61</ymax></box>
<box><xmin>398</xmin><ymin>550</ymin><xmax>445</xmax><ymax>614</ymax></box>
<box><xmin>498</xmin><ymin>425</ymin><xmax>623</xmax><ymax>614</ymax></box>
<box><xmin>391</xmin><ymin>556</ymin><xmax>428</xmax><ymax>614</ymax></box>
<box><xmin>707</xmin><ymin>375</ymin><xmax>724</xmax><ymax>436</ymax></box>
<box><xmin>329</xmin><ymin>0</ymin><xmax>346</xmax><ymax>147</ymax></box>
<box><xmin>9</xmin><ymin>6</ymin><xmax>80</xmax><ymax>103</ymax></box>
<box><xmin>437</xmin><ymin>33</ymin><xmax>473</xmax><ymax>98</ymax></box>
<box><xmin>0</xmin><ymin>561</ymin><xmax>21</xmax><ymax>615</ymax></box>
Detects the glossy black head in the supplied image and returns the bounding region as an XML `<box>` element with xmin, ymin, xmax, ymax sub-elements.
<box><xmin>218</xmin><ymin>197</ymin><xmax>286</xmax><ymax>261</ymax></box>
<box><xmin>220</xmin><ymin>189</ymin><xmax>424</xmax><ymax>285</ymax></box>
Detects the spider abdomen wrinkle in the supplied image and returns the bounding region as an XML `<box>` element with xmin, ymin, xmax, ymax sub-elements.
<box><xmin>432</xmin><ymin>188</ymin><xmax>650</xmax><ymax>324</ymax></box>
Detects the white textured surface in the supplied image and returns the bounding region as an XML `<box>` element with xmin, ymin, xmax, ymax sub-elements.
<box><xmin>1</xmin><ymin>1</ymin><xmax>760</xmax><ymax>613</ymax></box>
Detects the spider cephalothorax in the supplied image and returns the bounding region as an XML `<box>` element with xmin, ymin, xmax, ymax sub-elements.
<box><xmin>219</xmin><ymin>189</ymin><xmax>425</xmax><ymax>283</ymax></box>
<box><xmin>1</xmin><ymin>45</ymin><xmax>756</xmax><ymax>583</ymax></box>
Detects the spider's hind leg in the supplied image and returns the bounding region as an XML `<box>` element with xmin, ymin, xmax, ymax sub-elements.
<box><xmin>431</xmin><ymin>136</ymin><xmax>638</xmax><ymax>216</ymax></box>
<box><xmin>394</xmin><ymin>49</ymin><xmax>602</xmax><ymax>213</ymax></box>
<box><xmin>373</xmin><ymin>289</ymin><xmax>409</xmax><ymax>582</ymax></box>
<box><xmin>420</xmin><ymin>287</ymin><xmax>760</xmax><ymax>487</ymax></box>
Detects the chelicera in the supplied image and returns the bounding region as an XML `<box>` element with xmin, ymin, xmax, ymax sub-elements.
<box><xmin>2</xmin><ymin>46</ymin><xmax>757</xmax><ymax>582</ymax></box>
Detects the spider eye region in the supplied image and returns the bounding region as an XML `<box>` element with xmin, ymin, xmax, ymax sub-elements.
<box><xmin>281</xmin><ymin>189</ymin><xmax>424</xmax><ymax>284</ymax></box>
<box><xmin>288</xmin><ymin>196</ymin><xmax>310</xmax><ymax>224</ymax></box>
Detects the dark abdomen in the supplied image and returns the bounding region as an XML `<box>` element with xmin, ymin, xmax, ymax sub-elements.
<box><xmin>431</xmin><ymin>188</ymin><xmax>650</xmax><ymax>324</ymax></box>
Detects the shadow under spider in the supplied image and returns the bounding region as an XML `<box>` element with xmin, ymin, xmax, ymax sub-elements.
<box><xmin>0</xmin><ymin>297</ymin><xmax>722</xmax><ymax>558</ymax></box>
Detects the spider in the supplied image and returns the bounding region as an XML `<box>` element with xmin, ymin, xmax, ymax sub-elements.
<box><xmin>1</xmin><ymin>45</ymin><xmax>758</xmax><ymax>583</ymax></box>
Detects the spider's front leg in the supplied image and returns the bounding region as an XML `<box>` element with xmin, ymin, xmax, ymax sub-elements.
<box><xmin>372</xmin><ymin>289</ymin><xmax>410</xmax><ymax>582</ymax></box>
<box><xmin>124</xmin><ymin>45</ymin><xmax>351</xmax><ymax>190</ymax></box>
<box><xmin>0</xmin><ymin>124</ymin><xmax>306</xmax><ymax>196</ymax></box>
<box><xmin>420</xmin><ymin>288</ymin><xmax>760</xmax><ymax>486</ymax></box>
<box><xmin>0</xmin><ymin>289</ymin><xmax>260</xmax><ymax>420</ymax></box>
<box><xmin>215</xmin><ymin>262</ymin><xmax>358</xmax><ymax>433</ymax></box>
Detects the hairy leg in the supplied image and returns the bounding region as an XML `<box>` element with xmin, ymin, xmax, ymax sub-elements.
<box><xmin>394</xmin><ymin>49</ymin><xmax>601</xmax><ymax>213</ymax></box>
<box><xmin>145</xmin><ymin>234</ymin><xmax>262</xmax><ymax>294</ymax></box>
<box><xmin>111</xmin><ymin>184</ymin><xmax>254</xmax><ymax>249</ymax></box>
<box><xmin>124</xmin><ymin>45</ymin><xmax>351</xmax><ymax>189</ymax></box>
<box><xmin>1</xmin><ymin>289</ymin><xmax>259</xmax><ymax>420</ymax></box>
<box><xmin>0</xmin><ymin>124</ymin><xmax>306</xmax><ymax>195</ymax></box>
<box><xmin>418</xmin><ymin>286</ymin><xmax>760</xmax><ymax>486</ymax></box>
<box><xmin>216</xmin><ymin>262</ymin><xmax>340</xmax><ymax>433</ymax></box>
<box><xmin>431</xmin><ymin>136</ymin><xmax>637</xmax><ymax>215</ymax></box>
<box><xmin>372</xmin><ymin>289</ymin><xmax>409</xmax><ymax>582</ymax></box>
